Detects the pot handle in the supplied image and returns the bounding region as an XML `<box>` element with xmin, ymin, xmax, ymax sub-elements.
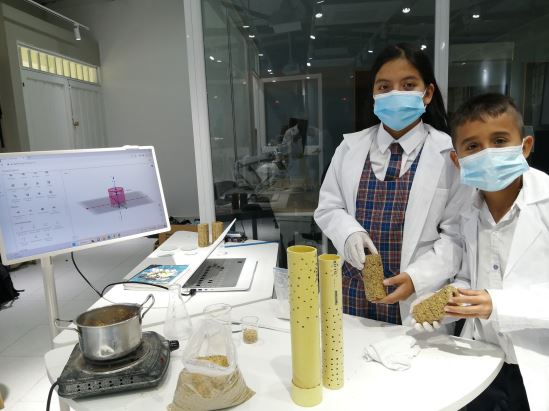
<box><xmin>54</xmin><ymin>318</ymin><xmax>80</xmax><ymax>334</ymax></box>
<box><xmin>139</xmin><ymin>294</ymin><xmax>155</xmax><ymax>320</ymax></box>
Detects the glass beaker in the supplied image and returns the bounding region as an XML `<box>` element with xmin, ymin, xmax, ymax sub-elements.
<box><xmin>163</xmin><ymin>284</ymin><xmax>193</xmax><ymax>354</ymax></box>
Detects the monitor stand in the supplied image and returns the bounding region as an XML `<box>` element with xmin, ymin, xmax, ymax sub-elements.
<box><xmin>41</xmin><ymin>256</ymin><xmax>61</xmax><ymax>345</ymax></box>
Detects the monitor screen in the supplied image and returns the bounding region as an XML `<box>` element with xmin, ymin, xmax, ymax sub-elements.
<box><xmin>0</xmin><ymin>146</ymin><xmax>170</xmax><ymax>264</ymax></box>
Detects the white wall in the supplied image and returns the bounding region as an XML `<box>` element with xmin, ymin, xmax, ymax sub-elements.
<box><xmin>54</xmin><ymin>0</ymin><xmax>199</xmax><ymax>219</ymax></box>
<box><xmin>0</xmin><ymin>2</ymin><xmax>100</xmax><ymax>152</ymax></box>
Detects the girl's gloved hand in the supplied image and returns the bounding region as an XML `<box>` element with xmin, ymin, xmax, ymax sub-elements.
<box><xmin>344</xmin><ymin>231</ymin><xmax>378</xmax><ymax>270</ymax></box>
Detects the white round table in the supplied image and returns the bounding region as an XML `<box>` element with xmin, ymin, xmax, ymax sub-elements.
<box><xmin>45</xmin><ymin>300</ymin><xmax>504</xmax><ymax>411</ymax></box>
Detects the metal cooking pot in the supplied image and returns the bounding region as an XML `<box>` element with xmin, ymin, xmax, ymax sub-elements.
<box><xmin>55</xmin><ymin>294</ymin><xmax>155</xmax><ymax>361</ymax></box>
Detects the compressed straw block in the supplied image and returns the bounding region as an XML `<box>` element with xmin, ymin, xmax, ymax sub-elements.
<box><xmin>412</xmin><ymin>285</ymin><xmax>459</xmax><ymax>324</ymax></box>
<box><xmin>197</xmin><ymin>223</ymin><xmax>210</xmax><ymax>247</ymax></box>
<box><xmin>362</xmin><ymin>254</ymin><xmax>386</xmax><ymax>301</ymax></box>
<box><xmin>212</xmin><ymin>221</ymin><xmax>224</xmax><ymax>242</ymax></box>
<box><xmin>287</xmin><ymin>245</ymin><xmax>322</xmax><ymax>407</ymax></box>
<box><xmin>319</xmin><ymin>254</ymin><xmax>344</xmax><ymax>390</ymax></box>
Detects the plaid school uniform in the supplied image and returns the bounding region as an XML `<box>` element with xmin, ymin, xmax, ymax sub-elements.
<box><xmin>342</xmin><ymin>142</ymin><xmax>422</xmax><ymax>324</ymax></box>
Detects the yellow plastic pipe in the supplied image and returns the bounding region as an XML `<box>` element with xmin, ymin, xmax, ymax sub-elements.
<box><xmin>319</xmin><ymin>254</ymin><xmax>344</xmax><ymax>389</ymax></box>
<box><xmin>287</xmin><ymin>245</ymin><xmax>322</xmax><ymax>406</ymax></box>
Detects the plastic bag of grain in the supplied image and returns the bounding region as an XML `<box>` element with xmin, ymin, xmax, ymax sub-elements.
<box><xmin>168</xmin><ymin>318</ymin><xmax>254</xmax><ymax>411</ymax></box>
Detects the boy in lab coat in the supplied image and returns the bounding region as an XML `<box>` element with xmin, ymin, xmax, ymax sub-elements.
<box><xmin>444</xmin><ymin>93</ymin><xmax>549</xmax><ymax>411</ymax></box>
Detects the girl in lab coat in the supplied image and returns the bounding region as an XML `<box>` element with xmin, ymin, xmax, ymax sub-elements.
<box><xmin>314</xmin><ymin>43</ymin><xmax>470</xmax><ymax>324</ymax></box>
<box><xmin>443</xmin><ymin>93</ymin><xmax>548</xmax><ymax>411</ymax></box>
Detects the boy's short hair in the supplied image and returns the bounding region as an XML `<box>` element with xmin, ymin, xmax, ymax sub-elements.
<box><xmin>450</xmin><ymin>93</ymin><xmax>524</xmax><ymax>143</ymax></box>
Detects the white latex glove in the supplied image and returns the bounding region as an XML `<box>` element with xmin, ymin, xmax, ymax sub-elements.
<box><xmin>344</xmin><ymin>231</ymin><xmax>378</xmax><ymax>270</ymax></box>
<box><xmin>409</xmin><ymin>292</ymin><xmax>441</xmax><ymax>332</ymax></box>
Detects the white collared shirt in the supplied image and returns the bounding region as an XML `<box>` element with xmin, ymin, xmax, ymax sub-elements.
<box><xmin>474</xmin><ymin>191</ymin><xmax>523</xmax><ymax>364</ymax></box>
<box><xmin>370</xmin><ymin>121</ymin><xmax>428</xmax><ymax>180</ymax></box>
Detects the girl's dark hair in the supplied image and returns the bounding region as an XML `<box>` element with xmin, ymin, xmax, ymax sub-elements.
<box><xmin>364</xmin><ymin>43</ymin><xmax>449</xmax><ymax>134</ymax></box>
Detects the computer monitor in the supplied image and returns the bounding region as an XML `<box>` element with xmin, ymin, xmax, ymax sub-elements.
<box><xmin>0</xmin><ymin>146</ymin><xmax>170</xmax><ymax>264</ymax></box>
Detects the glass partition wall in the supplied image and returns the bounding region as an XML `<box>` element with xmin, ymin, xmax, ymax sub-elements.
<box><xmin>199</xmin><ymin>0</ymin><xmax>549</xmax><ymax>264</ymax></box>
<box><xmin>201</xmin><ymin>0</ymin><xmax>436</xmax><ymax>263</ymax></box>
<box><xmin>448</xmin><ymin>0</ymin><xmax>549</xmax><ymax>175</ymax></box>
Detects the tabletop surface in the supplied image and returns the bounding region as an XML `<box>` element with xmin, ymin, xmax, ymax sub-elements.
<box><xmin>53</xmin><ymin>238</ymin><xmax>279</xmax><ymax>346</ymax></box>
<box><xmin>45</xmin><ymin>300</ymin><xmax>504</xmax><ymax>411</ymax></box>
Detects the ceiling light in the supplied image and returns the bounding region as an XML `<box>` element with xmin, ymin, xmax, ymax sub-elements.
<box><xmin>242</xmin><ymin>25</ymin><xmax>250</xmax><ymax>29</ymax></box>
<box><xmin>307</xmin><ymin>62</ymin><xmax>311</xmax><ymax>67</ymax></box>
<box><xmin>308</xmin><ymin>57</ymin><xmax>313</xmax><ymax>60</ymax></box>
<box><xmin>420</xmin><ymin>44</ymin><xmax>427</xmax><ymax>50</ymax></box>
<box><xmin>472</xmin><ymin>13</ymin><xmax>480</xmax><ymax>19</ymax></box>
<box><xmin>272</xmin><ymin>80</ymin><xmax>276</xmax><ymax>82</ymax></box>
<box><xmin>73</xmin><ymin>24</ymin><xmax>81</xmax><ymax>41</ymax></box>
<box><xmin>315</xmin><ymin>13</ymin><xmax>323</xmax><ymax>18</ymax></box>
<box><xmin>306</xmin><ymin>76</ymin><xmax>310</xmax><ymax>79</ymax></box>
<box><xmin>22</xmin><ymin>0</ymin><xmax>89</xmax><ymax>39</ymax></box>
<box><xmin>402</xmin><ymin>7</ymin><xmax>411</xmax><ymax>14</ymax></box>
<box><xmin>209</xmin><ymin>56</ymin><xmax>215</xmax><ymax>61</ymax></box>
<box><xmin>316</xmin><ymin>0</ymin><xmax>324</xmax><ymax>3</ymax></box>
<box><xmin>310</xmin><ymin>35</ymin><xmax>316</xmax><ymax>40</ymax></box>
<box><xmin>258</xmin><ymin>53</ymin><xmax>264</xmax><ymax>57</ymax></box>
<box><xmin>368</xmin><ymin>49</ymin><xmax>373</xmax><ymax>53</ymax></box>
<box><xmin>248</xmin><ymin>34</ymin><xmax>255</xmax><ymax>38</ymax></box>
<box><xmin>216</xmin><ymin>60</ymin><xmax>222</xmax><ymax>63</ymax></box>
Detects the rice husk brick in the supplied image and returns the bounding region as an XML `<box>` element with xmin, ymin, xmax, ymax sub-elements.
<box><xmin>362</xmin><ymin>254</ymin><xmax>386</xmax><ymax>301</ymax></box>
<box><xmin>412</xmin><ymin>285</ymin><xmax>459</xmax><ymax>324</ymax></box>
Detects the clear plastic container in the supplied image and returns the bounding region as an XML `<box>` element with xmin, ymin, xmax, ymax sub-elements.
<box><xmin>273</xmin><ymin>267</ymin><xmax>290</xmax><ymax>319</ymax></box>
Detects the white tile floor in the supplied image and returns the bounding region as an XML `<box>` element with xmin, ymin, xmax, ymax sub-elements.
<box><xmin>0</xmin><ymin>237</ymin><xmax>156</xmax><ymax>411</ymax></box>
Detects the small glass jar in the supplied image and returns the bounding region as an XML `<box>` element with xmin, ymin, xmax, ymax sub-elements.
<box><xmin>241</xmin><ymin>315</ymin><xmax>259</xmax><ymax>344</ymax></box>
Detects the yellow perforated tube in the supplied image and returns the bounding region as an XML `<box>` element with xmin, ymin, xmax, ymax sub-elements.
<box><xmin>319</xmin><ymin>254</ymin><xmax>344</xmax><ymax>389</ymax></box>
<box><xmin>287</xmin><ymin>245</ymin><xmax>322</xmax><ymax>407</ymax></box>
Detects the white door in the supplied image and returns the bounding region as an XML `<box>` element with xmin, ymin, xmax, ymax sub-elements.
<box><xmin>21</xmin><ymin>70</ymin><xmax>73</xmax><ymax>150</ymax></box>
<box><xmin>68</xmin><ymin>80</ymin><xmax>106</xmax><ymax>148</ymax></box>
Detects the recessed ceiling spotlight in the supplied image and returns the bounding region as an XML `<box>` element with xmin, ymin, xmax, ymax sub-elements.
<box><xmin>402</xmin><ymin>7</ymin><xmax>411</xmax><ymax>13</ymax></box>
<box><xmin>209</xmin><ymin>56</ymin><xmax>215</xmax><ymax>61</ymax></box>
<box><xmin>258</xmin><ymin>53</ymin><xmax>264</xmax><ymax>57</ymax></box>
<box><xmin>242</xmin><ymin>25</ymin><xmax>250</xmax><ymax>28</ymax></box>
<box><xmin>315</xmin><ymin>13</ymin><xmax>323</xmax><ymax>18</ymax></box>
<box><xmin>310</xmin><ymin>35</ymin><xmax>316</xmax><ymax>40</ymax></box>
<box><xmin>248</xmin><ymin>34</ymin><xmax>255</xmax><ymax>38</ymax></box>
<box><xmin>307</xmin><ymin>62</ymin><xmax>311</xmax><ymax>67</ymax></box>
<box><xmin>420</xmin><ymin>44</ymin><xmax>427</xmax><ymax>50</ymax></box>
<box><xmin>472</xmin><ymin>13</ymin><xmax>480</xmax><ymax>19</ymax></box>
<box><xmin>368</xmin><ymin>49</ymin><xmax>373</xmax><ymax>53</ymax></box>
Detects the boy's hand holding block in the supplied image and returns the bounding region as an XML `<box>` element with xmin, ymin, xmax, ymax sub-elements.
<box><xmin>412</xmin><ymin>285</ymin><xmax>459</xmax><ymax>325</ymax></box>
<box><xmin>362</xmin><ymin>254</ymin><xmax>387</xmax><ymax>301</ymax></box>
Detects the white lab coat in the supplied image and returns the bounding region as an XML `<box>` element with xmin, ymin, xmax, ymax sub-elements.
<box><xmin>314</xmin><ymin>123</ymin><xmax>472</xmax><ymax>322</ymax></box>
<box><xmin>454</xmin><ymin>168</ymin><xmax>549</xmax><ymax>411</ymax></box>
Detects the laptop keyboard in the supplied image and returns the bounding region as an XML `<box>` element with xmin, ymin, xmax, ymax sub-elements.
<box><xmin>183</xmin><ymin>258</ymin><xmax>245</xmax><ymax>288</ymax></box>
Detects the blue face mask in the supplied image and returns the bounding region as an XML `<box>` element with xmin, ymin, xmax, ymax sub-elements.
<box><xmin>458</xmin><ymin>144</ymin><xmax>529</xmax><ymax>192</ymax></box>
<box><xmin>373</xmin><ymin>90</ymin><xmax>426</xmax><ymax>131</ymax></box>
